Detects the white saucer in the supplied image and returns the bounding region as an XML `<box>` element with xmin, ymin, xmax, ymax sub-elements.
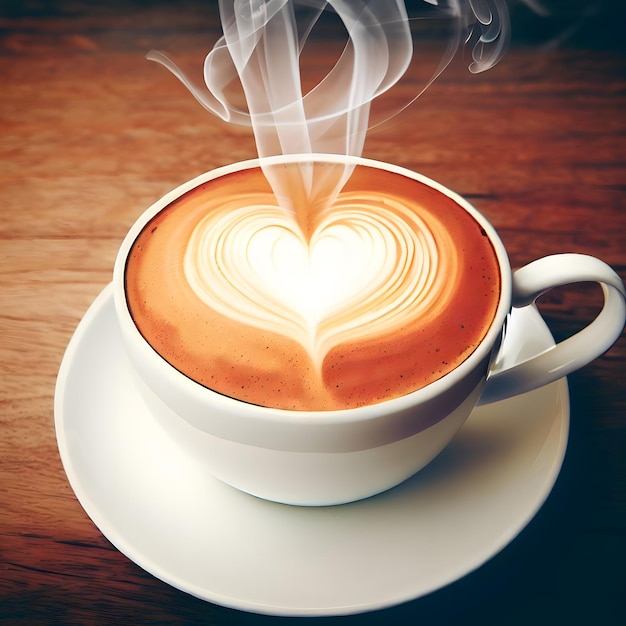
<box><xmin>55</xmin><ymin>285</ymin><xmax>569</xmax><ymax>617</ymax></box>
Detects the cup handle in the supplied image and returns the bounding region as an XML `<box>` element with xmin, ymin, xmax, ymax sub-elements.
<box><xmin>478</xmin><ymin>254</ymin><xmax>626</xmax><ymax>405</ymax></box>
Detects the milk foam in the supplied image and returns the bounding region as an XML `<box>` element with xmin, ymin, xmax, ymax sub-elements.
<box><xmin>184</xmin><ymin>192</ymin><xmax>455</xmax><ymax>369</ymax></box>
<box><xmin>126</xmin><ymin>165</ymin><xmax>500</xmax><ymax>411</ymax></box>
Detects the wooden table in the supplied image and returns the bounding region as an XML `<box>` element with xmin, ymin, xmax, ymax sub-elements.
<box><xmin>2</xmin><ymin>2</ymin><xmax>625</xmax><ymax>624</ymax></box>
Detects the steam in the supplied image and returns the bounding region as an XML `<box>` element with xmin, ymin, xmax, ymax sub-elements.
<box><xmin>462</xmin><ymin>0</ymin><xmax>511</xmax><ymax>73</ymax></box>
<box><xmin>147</xmin><ymin>1</ymin><xmax>528</xmax><ymax>213</ymax></box>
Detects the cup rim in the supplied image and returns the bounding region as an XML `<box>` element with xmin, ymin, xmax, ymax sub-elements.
<box><xmin>113</xmin><ymin>153</ymin><xmax>512</xmax><ymax>432</ymax></box>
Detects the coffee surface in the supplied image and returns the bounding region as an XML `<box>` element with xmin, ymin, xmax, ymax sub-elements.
<box><xmin>125</xmin><ymin>163</ymin><xmax>501</xmax><ymax>410</ymax></box>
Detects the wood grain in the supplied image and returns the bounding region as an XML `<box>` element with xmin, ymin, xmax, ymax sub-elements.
<box><xmin>1</xmin><ymin>2</ymin><xmax>625</xmax><ymax>624</ymax></box>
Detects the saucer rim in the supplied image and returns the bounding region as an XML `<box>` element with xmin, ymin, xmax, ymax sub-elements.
<box><xmin>54</xmin><ymin>284</ymin><xmax>569</xmax><ymax>617</ymax></box>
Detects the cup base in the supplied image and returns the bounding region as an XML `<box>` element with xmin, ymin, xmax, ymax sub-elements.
<box><xmin>138</xmin><ymin>371</ymin><xmax>480</xmax><ymax>506</ymax></box>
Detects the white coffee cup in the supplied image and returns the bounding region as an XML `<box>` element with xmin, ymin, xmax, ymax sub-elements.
<box><xmin>113</xmin><ymin>154</ymin><xmax>625</xmax><ymax>506</ymax></box>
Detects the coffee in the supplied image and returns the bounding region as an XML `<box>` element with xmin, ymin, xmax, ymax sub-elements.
<box><xmin>125</xmin><ymin>162</ymin><xmax>500</xmax><ymax>410</ymax></box>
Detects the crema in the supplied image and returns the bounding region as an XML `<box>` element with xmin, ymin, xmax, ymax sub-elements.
<box><xmin>125</xmin><ymin>163</ymin><xmax>500</xmax><ymax>410</ymax></box>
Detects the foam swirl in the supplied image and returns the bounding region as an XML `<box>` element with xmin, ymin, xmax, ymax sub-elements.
<box><xmin>184</xmin><ymin>191</ymin><xmax>456</xmax><ymax>368</ymax></box>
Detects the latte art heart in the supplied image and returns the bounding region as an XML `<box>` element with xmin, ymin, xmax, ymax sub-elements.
<box><xmin>184</xmin><ymin>193</ymin><xmax>456</xmax><ymax>367</ymax></box>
